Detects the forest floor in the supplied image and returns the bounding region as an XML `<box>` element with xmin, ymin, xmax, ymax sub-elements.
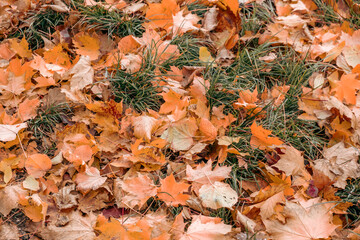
<box><xmin>1</xmin><ymin>0</ymin><xmax>360</xmax><ymax>239</ymax></box>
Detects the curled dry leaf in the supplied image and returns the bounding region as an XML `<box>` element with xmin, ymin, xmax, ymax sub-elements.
<box><xmin>0</xmin><ymin>184</ymin><xmax>27</xmax><ymax>216</ymax></box>
<box><xmin>186</xmin><ymin>160</ymin><xmax>231</xmax><ymax>185</ymax></box>
<box><xmin>179</xmin><ymin>215</ymin><xmax>232</xmax><ymax>240</ymax></box>
<box><xmin>75</xmin><ymin>167</ymin><xmax>107</xmax><ymax>191</ymax></box>
<box><xmin>0</xmin><ymin>123</ymin><xmax>27</xmax><ymax>142</ymax></box>
<box><xmin>314</xmin><ymin>141</ymin><xmax>360</xmax><ymax>188</ymax></box>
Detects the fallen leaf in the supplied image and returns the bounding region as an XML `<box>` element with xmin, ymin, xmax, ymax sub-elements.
<box><xmin>75</xmin><ymin>167</ymin><xmax>107</xmax><ymax>191</ymax></box>
<box><xmin>186</xmin><ymin>160</ymin><xmax>231</xmax><ymax>185</ymax></box>
<box><xmin>264</xmin><ymin>198</ymin><xmax>338</xmax><ymax>240</ymax></box>
<box><xmin>25</xmin><ymin>154</ymin><xmax>52</xmax><ymax>178</ymax></box>
<box><xmin>250</xmin><ymin>122</ymin><xmax>283</xmax><ymax>150</ymax></box>
<box><xmin>199</xmin><ymin>181</ymin><xmax>238</xmax><ymax>209</ymax></box>
<box><xmin>180</xmin><ymin>215</ymin><xmax>232</xmax><ymax>240</ymax></box>
<box><xmin>157</xmin><ymin>173</ymin><xmax>190</xmax><ymax>206</ymax></box>
<box><xmin>115</xmin><ymin>173</ymin><xmax>157</xmax><ymax>208</ymax></box>
<box><xmin>73</xmin><ymin>33</ymin><xmax>100</xmax><ymax>61</ymax></box>
<box><xmin>0</xmin><ymin>123</ymin><xmax>27</xmax><ymax>142</ymax></box>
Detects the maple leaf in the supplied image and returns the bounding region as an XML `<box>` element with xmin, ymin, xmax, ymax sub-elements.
<box><xmin>9</xmin><ymin>37</ymin><xmax>32</xmax><ymax>58</ymax></box>
<box><xmin>145</xmin><ymin>0</ymin><xmax>180</xmax><ymax>30</ymax></box>
<box><xmin>115</xmin><ymin>173</ymin><xmax>157</xmax><ymax>208</ymax></box>
<box><xmin>332</xmin><ymin>73</ymin><xmax>360</xmax><ymax>104</ymax></box>
<box><xmin>250</xmin><ymin>122</ymin><xmax>283</xmax><ymax>150</ymax></box>
<box><xmin>199</xmin><ymin>181</ymin><xmax>238</xmax><ymax>209</ymax></box>
<box><xmin>133</xmin><ymin>115</ymin><xmax>158</xmax><ymax>142</ymax></box>
<box><xmin>18</xmin><ymin>98</ymin><xmax>40</xmax><ymax>121</ymax></box>
<box><xmin>25</xmin><ymin>154</ymin><xmax>52</xmax><ymax>178</ymax></box>
<box><xmin>159</xmin><ymin>89</ymin><xmax>189</xmax><ymax>114</ymax></box>
<box><xmin>179</xmin><ymin>215</ymin><xmax>232</xmax><ymax>240</ymax></box>
<box><xmin>75</xmin><ymin>167</ymin><xmax>107</xmax><ymax>191</ymax></box>
<box><xmin>273</xmin><ymin>145</ymin><xmax>305</xmax><ymax>176</ymax></box>
<box><xmin>172</xmin><ymin>10</ymin><xmax>200</xmax><ymax>35</ymax></box>
<box><xmin>161</xmin><ymin>118</ymin><xmax>198</xmax><ymax>151</ymax></box>
<box><xmin>264</xmin><ymin>198</ymin><xmax>338</xmax><ymax>240</ymax></box>
<box><xmin>65</xmin><ymin>55</ymin><xmax>94</xmax><ymax>91</ymax></box>
<box><xmin>313</xmin><ymin>141</ymin><xmax>360</xmax><ymax>188</ymax></box>
<box><xmin>0</xmin><ymin>123</ymin><xmax>27</xmax><ymax>142</ymax></box>
<box><xmin>73</xmin><ymin>33</ymin><xmax>100</xmax><ymax>61</ymax></box>
<box><xmin>157</xmin><ymin>173</ymin><xmax>190</xmax><ymax>206</ymax></box>
<box><xmin>186</xmin><ymin>160</ymin><xmax>231</xmax><ymax>185</ymax></box>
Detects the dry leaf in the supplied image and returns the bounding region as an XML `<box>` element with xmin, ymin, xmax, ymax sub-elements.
<box><xmin>264</xmin><ymin>198</ymin><xmax>338</xmax><ymax>240</ymax></box>
<box><xmin>199</xmin><ymin>181</ymin><xmax>238</xmax><ymax>209</ymax></box>
<box><xmin>75</xmin><ymin>167</ymin><xmax>107</xmax><ymax>191</ymax></box>
<box><xmin>0</xmin><ymin>123</ymin><xmax>27</xmax><ymax>142</ymax></box>
<box><xmin>25</xmin><ymin>154</ymin><xmax>52</xmax><ymax>178</ymax></box>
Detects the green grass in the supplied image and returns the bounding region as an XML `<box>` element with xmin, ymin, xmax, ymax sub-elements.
<box><xmin>313</xmin><ymin>0</ymin><xmax>360</xmax><ymax>29</ymax></box>
<box><xmin>110</xmin><ymin>50</ymin><xmax>162</xmax><ymax>112</ymax></box>
<box><xmin>337</xmin><ymin>178</ymin><xmax>360</xmax><ymax>228</ymax></box>
<box><xmin>240</xmin><ymin>1</ymin><xmax>276</xmax><ymax>35</ymax></box>
<box><xmin>72</xmin><ymin>1</ymin><xmax>144</xmax><ymax>38</ymax></box>
<box><xmin>7</xmin><ymin>9</ymin><xmax>68</xmax><ymax>50</ymax></box>
<box><xmin>28</xmin><ymin>102</ymin><xmax>72</xmax><ymax>139</ymax></box>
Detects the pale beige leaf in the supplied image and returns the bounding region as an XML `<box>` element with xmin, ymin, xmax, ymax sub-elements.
<box><xmin>273</xmin><ymin>145</ymin><xmax>305</xmax><ymax>176</ymax></box>
<box><xmin>133</xmin><ymin>115</ymin><xmax>158</xmax><ymax>142</ymax></box>
<box><xmin>0</xmin><ymin>223</ymin><xmax>19</xmax><ymax>240</ymax></box>
<box><xmin>172</xmin><ymin>10</ymin><xmax>200</xmax><ymax>35</ymax></box>
<box><xmin>23</xmin><ymin>175</ymin><xmax>40</xmax><ymax>191</ymax></box>
<box><xmin>186</xmin><ymin>160</ymin><xmax>231</xmax><ymax>185</ymax></box>
<box><xmin>0</xmin><ymin>184</ymin><xmax>27</xmax><ymax>216</ymax></box>
<box><xmin>161</xmin><ymin>118</ymin><xmax>198</xmax><ymax>151</ymax></box>
<box><xmin>180</xmin><ymin>216</ymin><xmax>232</xmax><ymax>240</ymax></box>
<box><xmin>264</xmin><ymin>198</ymin><xmax>338</xmax><ymax>240</ymax></box>
<box><xmin>0</xmin><ymin>123</ymin><xmax>27</xmax><ymax>142</ymax></box>
<box><xmin>199</xmin><ymin>182</ymin><xmax>238</xmax><ymax>209</ymax></box>
<box><xmin>75</xmin><ymin>167</ymin><xmax>106</xmax><ymax>191</ymax></box>
<box><xmin>343</xmin><ymin>45</ymin><xmax>360</xmax><ymax>68</ymax></box>
<box><xmin>236</xmin><ymin>211</ymin><xmax>256</xmax><ymax>233</ymax></box>
<box><xmin>38</xmin><ymin>211</ymin><xmax>96</xmax><ymax>240</ymax></box>
<box><xmin>314</xmin><ymin>141</ymin><xmax>360</xmax><ymax>188</ymax></box>
<box><xmin>203</xmin><ymin>7</ymin><xmax>218</xmax><ymax>31</ymax></box>
<box><xmin>66</xmin><ymin>55</ymin><xmax>94</xmax><ymax>91</ymax></box>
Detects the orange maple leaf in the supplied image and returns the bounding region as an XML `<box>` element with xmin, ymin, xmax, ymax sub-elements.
<box><xmin>250</xmin><ymin>122</ymin><xmax>283</xmax><ymax>150</ymax></box>
<box><xmin>145</xmin><ymin>0</ymin><xmax>180</xmax><ymax>30</ymax></box>
<box><xmin>73</xmin><ymin>33</ymin><xmax>100</xmax><ymax>61</ymax></box>
<box><xmin>25</xmin><ymin>154</ymin><xmax>52</xmax><ymax>178</ymax></box>
<box><xmin>9</xmin><ymin>37</ymin><xmax>32</xmax><ymax>59</ymax></box>
<box><xmin>332</xmin><ymin>73</ymin><xmax>360</xmax><ymax>104</ymax></box>
<box><xmin>157</xmin><ymin>173</ymin><xmax>190</xmax><ymax>206</ymax></box>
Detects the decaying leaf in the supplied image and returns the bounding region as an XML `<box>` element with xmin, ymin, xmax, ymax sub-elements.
<box><xmin>264</xmin><ymin>198</ymin><xmax>338</xmax><ymax>240</ymax></box>
<box><xmin>199</xmin><ymin>181</ymin><xmax>238</xmax><ymax>209</ymax></box>
<box><xmin>0</xmin><ymin>123</ymin><xmax>27</xmax><ymax>142</ymax></box>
